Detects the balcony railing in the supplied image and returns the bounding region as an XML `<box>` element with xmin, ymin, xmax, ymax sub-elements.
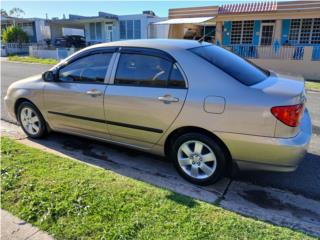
<box><xmin>224</xmin><ymin>45</ymin><xmax>305</xmax><ymax>60</ymax></box>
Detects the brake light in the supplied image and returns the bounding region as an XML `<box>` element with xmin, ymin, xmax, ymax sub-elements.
<box><xmin>271</xmin><ymin>104</ymin><xmax>304</xmax><ymax>127</ymax></box>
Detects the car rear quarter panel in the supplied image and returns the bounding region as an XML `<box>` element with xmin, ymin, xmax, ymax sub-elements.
<box><xmin>158</xmin><ymin>49</ymin><xmax>278</xmax><ymax>146</ymax></box>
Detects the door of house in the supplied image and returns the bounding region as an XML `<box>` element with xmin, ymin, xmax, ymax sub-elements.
<box><xmin>105</xmin><ymin>24</ymin><xmax>113</xmax><ymax>42</ymax></box>
<box><xmin>260</xmin><ymin>23</ymin><xmax>275</xmax><ymax>46</ymax></box>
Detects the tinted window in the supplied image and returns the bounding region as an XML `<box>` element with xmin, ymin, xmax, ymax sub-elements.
<box><xmin>127</xmin><ymin>20</ymin><xmax>133</xmax><ymax>39</ymax></box>
<box><xmin>115</xmin><ymin>54</ymin><xmax>172</xmax><ymax>87</ymax></box>
<box><xmin>189</xmin><ymin>45</ymin><xmax>269</xmax><ymax>86</ymax></box>
<box><xmin>120</xmin><ymin>21</ymin><xmax>126</xmax><ymax>39</ymax></box>
<box><xmin>168</xmin><ymin>64</ymin><xmax>186</xmax><ymax>88</ymax></box>
<box><xmin>134</xmin><ymin>20</ymin><xmax>141</xmax><ymax>39</ymax></box>
<box><xmin>59</xmin><ymin>53</ymin><xmax>112</xmax><ymax>83</ymax></box>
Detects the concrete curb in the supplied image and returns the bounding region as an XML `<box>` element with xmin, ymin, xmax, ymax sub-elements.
<box><xmin>1</xmin><ymin>209</ymin><xmax>54</xmax><ymax>240</ymax></box>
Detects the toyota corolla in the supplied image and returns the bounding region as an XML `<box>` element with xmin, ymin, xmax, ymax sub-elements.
<box><xmin>4</xmin><ymin>39</ymin><xmax>312</xmax><ymax>185</ymax></box>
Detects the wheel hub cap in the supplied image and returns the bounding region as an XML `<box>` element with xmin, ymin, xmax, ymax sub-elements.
<box><xmin>177</xmin><ymin>140</ymin><xmax>217</xmax><ymax>180</ymax></box>
<box><xmin>20</xmin><ymin>107</ymin><xmax>40</xmax><ymax>135</ymax></box>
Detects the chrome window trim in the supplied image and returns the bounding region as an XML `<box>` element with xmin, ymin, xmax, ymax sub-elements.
<box><xmin>55</xmin><ymin>50</ymin><xmax>116</xmax><ymax>85</ymax></box>
<box><xmin>108</xmin><ymin>47</ymin><xmax>188</xmax><ymax>89</ymax></box>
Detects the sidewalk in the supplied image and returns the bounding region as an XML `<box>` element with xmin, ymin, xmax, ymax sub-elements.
<box><xmin>1</xmin><ymin>209</ymin><xmax>54</xmax><ymax>240</ymax></box>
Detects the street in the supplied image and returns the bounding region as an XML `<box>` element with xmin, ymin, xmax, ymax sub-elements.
<box><xmin>1</xmin><ymin>60</ymin><xmax>320</xmax><ymax>200</ymax></box>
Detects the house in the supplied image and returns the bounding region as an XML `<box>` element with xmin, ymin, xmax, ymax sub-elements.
<box><xmin>157</xmin><ymin>0</ymin><xmax>320</xmax><ymax>47</ymax></box>
<box><xmin>49</xmin><ymin>11</ymin><xmax>168</xmax><ymax>45</ymax></box>
<box><xmin>155</xmin><ymin>0</ymin><xmax>320</xmax><ymax>80</ymax></box>
<box><xmin>1</xmin><ymin>15</ymin><xmax>50</xmax><ymax>43</ymax></box>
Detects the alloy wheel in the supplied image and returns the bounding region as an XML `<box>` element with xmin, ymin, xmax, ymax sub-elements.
<box><xmin>20</xmin><ymin>107</ymin><xmax>41</xmax><ymax>135</ymax></box>
<box><xmin>177</xmin><ymin>140</ymin><xmax>217</xmax><ymax>180</ymax></box>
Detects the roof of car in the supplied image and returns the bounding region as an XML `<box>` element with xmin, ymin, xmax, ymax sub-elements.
<box><xmin>88</xmin><ymin>39</ymin><xmax>210</xmax><ymax>51</ymax></box>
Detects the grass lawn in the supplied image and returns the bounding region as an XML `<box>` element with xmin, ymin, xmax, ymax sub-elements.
<box><xmin>1</xmin><ymin>137</ymin><xmax>315</xmax><ymax>240</ymax></box>
<box><xmin>306</xmin><ymin>81</ymin><xmax>320</xmax><ymax>91</ymax></box>
<box><xmin>8</xmin><ymin>56</ymin><xmax>58</xmax><ymax>65</ymax></box>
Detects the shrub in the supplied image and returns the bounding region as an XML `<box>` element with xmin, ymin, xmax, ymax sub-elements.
<box><xmin>2</xmin><ymin>26</ymin><xmax>29</xmax><ymax>43</ymax></box>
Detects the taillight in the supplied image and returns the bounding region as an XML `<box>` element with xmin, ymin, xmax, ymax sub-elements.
<box><xmin>271</xmin><ymin>104</ymin><xmax>304</xmax><ymax>127</ymax></box>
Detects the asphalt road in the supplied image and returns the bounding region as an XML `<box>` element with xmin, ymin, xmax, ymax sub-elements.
<box><xmin>1</xmin><ymin>61</ymin><xmax>51</xmax><ymax>122</ymax></box>
<box><xmin>1</xmin><ymin>60</ymin><xmax>319</xmax><ymax>200</ymax></box>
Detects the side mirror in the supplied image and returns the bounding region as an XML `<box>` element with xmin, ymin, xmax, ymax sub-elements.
<box><xmin>42</xmin><ymin>71</ymin><xmax>55</xmax><ymax>82</ymax></box>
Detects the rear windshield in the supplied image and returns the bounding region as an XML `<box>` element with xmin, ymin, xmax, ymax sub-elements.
<box><xmin>189</xmin><ymin>45</ymin><xmax>269</xmax><ymax>86</ymax></box>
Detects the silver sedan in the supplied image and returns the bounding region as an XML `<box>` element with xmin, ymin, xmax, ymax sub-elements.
<box><xmin>4</xmin><ymin>39</ymin><xmax>312</xmax><ymax>185</ymax></box>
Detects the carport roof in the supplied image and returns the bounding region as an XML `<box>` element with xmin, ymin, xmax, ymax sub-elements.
<box><xmin>154</xmin><ymin>16</ymin><xmax>215</xmax><ymax>25</ymax></box>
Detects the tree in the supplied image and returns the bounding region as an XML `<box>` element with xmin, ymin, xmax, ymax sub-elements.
<box><xmin>1</xmin><ymin>9</ymin><xmax>8</xmax><ymax>16</ymax></box>
<box><xmin>9</xmin><ymin>7</ymin><xmax>25</xmax><ymax>18</ymax></box>
<box><xmin>2</xmin><ymin>26</ymin><xmax>29</xmax><ymax>43</ymax></box>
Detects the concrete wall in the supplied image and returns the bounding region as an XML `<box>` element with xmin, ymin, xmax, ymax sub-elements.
<box><xmin>251</xmin><ymin>47</ymin><xmax>320</xmax><ymax>81</ymax></box>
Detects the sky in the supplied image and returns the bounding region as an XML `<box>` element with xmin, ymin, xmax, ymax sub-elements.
<box><xmin>2</xmin><ymin>0</ymin><xmax>292</xmax><ymax>19</ymax></box>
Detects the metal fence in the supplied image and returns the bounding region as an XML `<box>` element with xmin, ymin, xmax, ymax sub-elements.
<box><xmin>2</xmin><ymin>42</ymin><xmax>31</xmax><ymax>55</ymax></box>
<box><xmin>29</xmin><ymin>45</ymin><xmax>77</xmax><ymax>60</ymax></box>
<box><xmin>312</xmin><ymin>46</ymin><xmax>320</xmax><ymax>61</ymax></box>
<box><xmin>224</xmin><ymin>45</ymin><xmax>305</xmax><ymax>60</ymax></box>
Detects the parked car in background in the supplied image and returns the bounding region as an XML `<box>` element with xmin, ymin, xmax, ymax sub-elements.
<box><xmin>4</xmin><ymin>39</ymin><xmax>312</xmax><ymax>185</ymax></box>
<box><xmin>54</xmin><ymin>35</ymin><xmax>86</xmax><ymax>48</ymax></box>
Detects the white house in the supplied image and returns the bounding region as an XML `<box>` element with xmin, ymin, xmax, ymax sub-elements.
<box><xmin>49</xmin><ymin>11</ymin><xmax>168</xmax><ymax>44</ymax></box>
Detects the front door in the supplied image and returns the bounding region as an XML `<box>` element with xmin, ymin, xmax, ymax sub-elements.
<box><xmin>260</xmin><ymin>23</ymin><xmax>275</xmax><ymax>46</ymax></box>
<box><xmin>105</xmin><ymin>24</ymin><xmax>113</xmax><ymax>42</ymax></box>
<box><xmin>44</xmin><ymin>52</ymin><xmax>114</xmax><ymax>139</ymax></box>
<box><xmin>104</xmin><ymin>49</ymin><xmax>188</xmax><ymax>148</ymax></box>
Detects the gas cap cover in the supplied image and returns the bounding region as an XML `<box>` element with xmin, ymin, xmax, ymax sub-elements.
<box><xmin>204</xmin><ymin>96</ymin><xmax>226</xmax><ymax>114</ymax></box>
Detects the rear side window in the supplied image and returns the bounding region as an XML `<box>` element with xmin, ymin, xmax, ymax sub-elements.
<box><xmin>189</xmin><ymin>45</ymin><xmax>269</xmax><ymax>86</ymax></box>
<box><xmin>115</xmin><ymin>53</ymin><xmax>186</xmax><ymax>88</ymax></box>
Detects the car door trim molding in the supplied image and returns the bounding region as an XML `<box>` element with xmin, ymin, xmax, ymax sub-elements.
<box><xmin>48</xmin><ymin>111</ymin><xmax>163</xmax><ymax>133</ymax></box>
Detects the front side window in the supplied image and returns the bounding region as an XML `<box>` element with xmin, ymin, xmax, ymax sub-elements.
<box><xmin>189</xmin><ymin>45</ymin><xmax>269</xmax><ymax>86</ymax></box>
<box><xmin>59</xmin><ymin>53</ymin><xmax>112</xmax><ymax>83</ymax></box>
<box><xmin>115</xmin><ymin>53</ymin><xmax>185</xmax><ymax>88</ymax></box>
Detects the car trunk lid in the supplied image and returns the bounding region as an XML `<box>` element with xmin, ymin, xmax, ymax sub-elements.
<box><xmin>252</xmin><ymin>72</ymin><xmax>307</xmax><ymax>138</ymax></box>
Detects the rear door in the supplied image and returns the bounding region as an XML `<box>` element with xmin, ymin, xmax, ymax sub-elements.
<box><xmin>104</xmin><ymin>47</ymin><xmax>188</xmax><ymax>148</ymax></box>
<box><xmin>44</xmin><ymin>50</ymin><xmax>115</xmax><ymax>139</ymax></box>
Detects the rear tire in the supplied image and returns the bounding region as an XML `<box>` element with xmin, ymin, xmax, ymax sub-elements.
<box><xmin>17</xmin><ymin>102</ymin><xmax>47</xmax><ymax>138</ymax></box>
<box><xmin>170</xmin><ymin>132</ymin><xmax>227</xmax><ymax>185</ymax></box>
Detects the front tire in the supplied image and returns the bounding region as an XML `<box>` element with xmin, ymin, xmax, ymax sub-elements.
<box><xmin>17</xmin><ymin>102</ymin><xmax>47</xmax><ymax>138</ymax></box>
<box><xmin>171</xmin><ymin>133</ymin><xmax>227</xmax><ymax>185</ymax></box>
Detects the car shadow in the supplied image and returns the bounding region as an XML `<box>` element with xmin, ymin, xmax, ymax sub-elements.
<box><xmin>235</xmin><ymin>151</ymin><xmax>320</xmax><ymax>201</ymax></box>
<box><xmin>25</xmin><ymin>131</ymin><xmax>230</xmax><ymax>204</ymax></box>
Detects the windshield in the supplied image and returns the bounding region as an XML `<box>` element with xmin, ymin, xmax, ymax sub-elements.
<box><xmin>189</xmin><ymin>45</ymin><xmax>269</xmax><ymax>86</ymax></box>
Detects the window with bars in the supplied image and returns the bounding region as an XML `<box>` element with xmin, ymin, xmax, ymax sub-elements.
<box><xmin>312</xmin><ymin>18</ymin><xmax>320</xmax><ymax>44</ymax></box>
<box><xmin>288</xmin><ymin>18</ymin><xmax>320</xmax><ymax>44</ymax></box>
<box><xmin>231</xmin><ymin>21</ymin><xmax>254</xmax><ymax>45</ymax></box>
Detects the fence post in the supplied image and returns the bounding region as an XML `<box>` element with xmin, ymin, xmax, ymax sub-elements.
<box><xmin>56</xmin><ymin>48</ymin><xmax>59</xmax><ymax>60</ymax></box>
<box><xmin>304</xmin><ymin>46</ymin><xmax>313</xmax><ymax>61</ymax></box>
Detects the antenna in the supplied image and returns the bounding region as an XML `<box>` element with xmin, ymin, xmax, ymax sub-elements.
<box><xmin>198</xmin><ymin>30</ymin><xmax>215</xmax><ymax>43</ymax></box>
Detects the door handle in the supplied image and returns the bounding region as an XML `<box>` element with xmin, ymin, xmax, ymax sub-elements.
<box><xmin>158</xmin><ymin>95</ymin><xmax>179</xmax><ymax>103</ymax></box>
<box><xmin>86</xmin><ymin>89</ymin><xmax>102</xmax><ymax>97</ymax></box>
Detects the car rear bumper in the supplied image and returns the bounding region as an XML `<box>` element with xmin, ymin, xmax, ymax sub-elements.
<box><xmin>218</xmin><ymin>109</ymin><xmax>312</xmax><ymax>172</ymax></box>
